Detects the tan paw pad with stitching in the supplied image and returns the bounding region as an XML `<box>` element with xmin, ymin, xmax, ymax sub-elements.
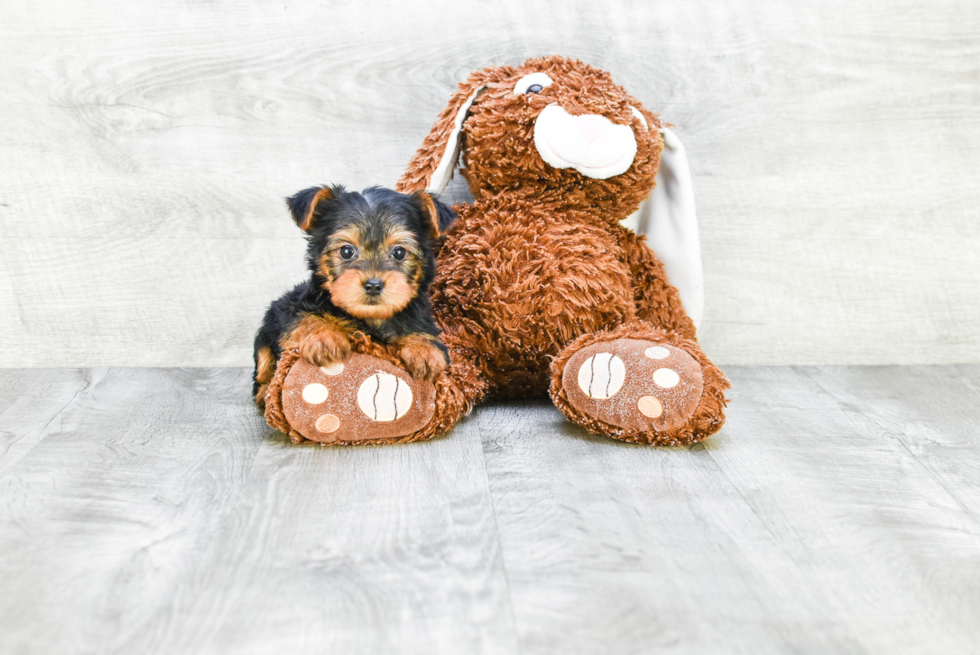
<box><xmin>281</xmin><ymin>354</ymin><xmax>435</xmax><ymax>444</ymax></box>
<box><xmin>563</xmin><ymin>338</ymin><xmax>704</xmax><ymax>433</ymax></box>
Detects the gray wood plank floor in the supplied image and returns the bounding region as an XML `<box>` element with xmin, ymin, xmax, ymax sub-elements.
<box><xmin>1</xmin><ymin>366</ymin><xmax>978</xmax><ymax>655</ymax></box>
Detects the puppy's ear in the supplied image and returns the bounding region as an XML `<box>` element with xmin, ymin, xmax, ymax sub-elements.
<box><xmin>286</xmin><ymin>185</ymin><xmax>336</xmax><ymax>232</ymax></box>
<box><xmin>413</xmin><ymin>191</ymin><xmax>456</xmax><ymax>238</ymax></box>
<box><xmin>396</xmin><ymin>69</ymin><xmax>493</xmax><ymax>194</ymax></box>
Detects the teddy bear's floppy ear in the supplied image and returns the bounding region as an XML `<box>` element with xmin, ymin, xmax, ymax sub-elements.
<box><xmin>621</xmin><ymin>128</ymin><xmax>705</xmax><ymax>329</ymax></box>
<box><xmin>396</xmin><ymin>74</ymin><xmax>489</xmax><ymax>194</ymax></box>
<box><xmin>413</xmin><ymin>191</ymin><xmax>457</xmax><ymax>237</ymax></box>
<box><xmin>286</xmin><ymin>185</ymin><xmax>336</xmax><ymax>232</ymax></box>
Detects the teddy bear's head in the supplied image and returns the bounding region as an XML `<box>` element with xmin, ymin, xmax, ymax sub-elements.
<box><xmin>397</xmin><ymin>55</ymin><xmax>665</xmax><ymax>221</ymax></box>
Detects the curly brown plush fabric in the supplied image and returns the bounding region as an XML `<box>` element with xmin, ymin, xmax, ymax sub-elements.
<box><xmin>270</xmin><ymin>55</ymin><xmax>729</xmax><ymax>446</ymax></box>
<box><xmin>393</xmin><ymin>55</ymin><xmax>729</xmax><ymax>445</ymax></box>
<box><xmin>398</xmin><ymin>58</ymin><xmax>665</xmax><ymax>221</ymax></box>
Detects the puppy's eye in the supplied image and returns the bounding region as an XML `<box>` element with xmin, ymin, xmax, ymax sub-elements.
<box><xmin>339</xmin><ymin>245</ymin><xmax>356</xmax><ymax>260</ymax></box>
<box><xmin>391</xmin><ymin>246</ymin><xmax>407</xmax><ymax>262</ymax></box>
<box><xmin>514</xmin><ymin>72</ymin><xmax>554</xmax><ymax>95</ymax></box>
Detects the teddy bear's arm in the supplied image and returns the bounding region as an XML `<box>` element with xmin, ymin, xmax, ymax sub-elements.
<box><xmin>621</xmin><ymin>230</ymin><xmax>698</xmax><ymax>340</ymax></box>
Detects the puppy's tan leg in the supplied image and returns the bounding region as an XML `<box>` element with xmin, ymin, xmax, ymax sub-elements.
<box><xmin>281</xmin><ymin>314</ymin><xmax>353</xmax><ymax>367</ymax></box>
<box><xmin>253</xmin><ymin>346</ymin><xmax>276</xmax><ymax>408</ymax></box>
<box><xmin>392</xmin><ymin>334</ymin><xmax>449</xmax><ymax>381</ymax></box>
<box><xmin>254</xmin><ymin>383</ymin><xmax>270</xmax><ymax>408</ymax></box>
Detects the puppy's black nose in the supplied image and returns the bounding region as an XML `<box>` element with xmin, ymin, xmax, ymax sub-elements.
<box><xmin>363</xmin><ymin>278</ymin><xmax>384</xmax><ymax>296</ymax></box>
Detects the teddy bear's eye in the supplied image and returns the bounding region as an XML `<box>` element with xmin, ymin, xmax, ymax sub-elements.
<box><xmin>514</xmin><ymin>72</ymin><xmax>554</xmax><ymax>95</ymax></box>
<box><xmin>339</xmin><ymin>245</ymin><xmax>356</xmax><ymax>260</ymax></box>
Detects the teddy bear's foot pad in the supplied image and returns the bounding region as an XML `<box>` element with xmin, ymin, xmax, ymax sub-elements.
<box><xmin>280</xmin><ymin>354</ymin><xmax>436</xmax><ymax>444</ymax></box>
<box><xmin>562</xmin><ymin>338</ymin><xmax>704</xmax><ymax>433</ymax></box>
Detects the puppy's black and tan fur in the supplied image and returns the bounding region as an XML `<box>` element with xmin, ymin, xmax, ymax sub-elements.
<box><xmin>252</xmin><ymin>185</ymin><xmax>456</xmax><ymax>406</ymax></box>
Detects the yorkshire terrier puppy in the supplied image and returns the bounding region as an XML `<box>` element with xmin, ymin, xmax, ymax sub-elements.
<box><xmin>252</xmin><ymin>185</ymin><xmax>456</xmax><ymax>406</ymax></box>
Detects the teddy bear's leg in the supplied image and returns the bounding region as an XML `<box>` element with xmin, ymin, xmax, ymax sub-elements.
<box><xmin>265</xmin><ymin>337</ymin><xmax>488</xmax><ymax>445</ymax></box>
<box><xmin>402</xmin><ymin>338</ymin><xmax>489</xmax><ymax>442</ymax></box>
<box><xmin>549</xmin><ymin>321</ymin><xmax>730</xmax><ymax>446</ymax></box>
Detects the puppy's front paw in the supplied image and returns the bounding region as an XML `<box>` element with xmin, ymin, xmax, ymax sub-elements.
<box><xmin>397</xmin><ymin>338</ymin><xmax>449</xmax><ymax>381</ymax></box>
<box><xmin>299</xmin><ymin>330</ymin><xmax>351</xmax><ymax>367</ymax></box>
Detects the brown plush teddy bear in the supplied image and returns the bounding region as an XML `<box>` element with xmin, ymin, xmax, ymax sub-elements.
<box><xmin>265</xmin><ymin>55</ymin><xmax>729</xmax><ymax>446</ymax></box>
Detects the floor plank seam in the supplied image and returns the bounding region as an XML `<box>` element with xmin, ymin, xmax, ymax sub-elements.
<box><xmin>799</xmin><ymin>366</ymin><xmax>980</xmax><ymax>529</ymax></box>
<box><xmin>0</xmin><ymin>369</ymin><xmax>101</xmax><ymax>479</ymax></box>
<box><xmin>471</xmin><ymin>420</ymin><xmax>525</xmax><ymax>655</ymax></box>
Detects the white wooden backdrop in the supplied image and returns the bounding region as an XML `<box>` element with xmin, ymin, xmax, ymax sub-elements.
<box><xmin>1</xmin><ymin>0</ymin><xmax>977</xmax><ymax>368</ymax></box>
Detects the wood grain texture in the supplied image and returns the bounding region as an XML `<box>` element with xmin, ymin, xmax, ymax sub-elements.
<box><xmin>0</xmin><ymin>367</ymin><xmax>516</xmax><ymax>655</ymax></box>
<box><xmin>0</xmin><ymin>368</ymin><xmax>92</xmax><ymax>477</ymax></box>
<box><xmin>1</xmin><ymin>366</ymin><xmax>979</xmax><ymax>653</ymax></box>
<box><xmin>475</xmin><ymin>366</ymin><xmax>980</xmax><ymax>654</ymax></box>
<box><xmin>0</xmin><ymin>0</ymin><xmax>978</xmax><ymax>367</ymax></box>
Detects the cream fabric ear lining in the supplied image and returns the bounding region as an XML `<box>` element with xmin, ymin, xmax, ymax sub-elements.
<box><xmin>621</xmin><ymin>128</ymin><xmax>705</xmax><ymax>329</ymax></box>
<box><xmin>426</xmin><ymin>86</ymin><xmax>486</xmax><ymax>194</ymax></box>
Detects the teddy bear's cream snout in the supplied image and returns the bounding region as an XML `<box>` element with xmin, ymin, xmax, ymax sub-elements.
<box><xmin>532</xmin><ymin>103</ymin><xmax>639</xmax><ymax>179</ymax></box>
